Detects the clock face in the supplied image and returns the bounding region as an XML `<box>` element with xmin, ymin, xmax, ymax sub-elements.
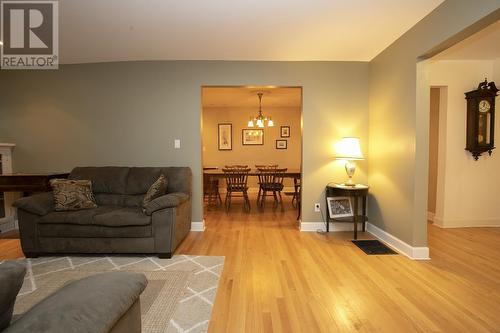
<box><xmin>479</xmin><ymin>99</ymin><xmax>491</xmax><ymax>113</ymax></box>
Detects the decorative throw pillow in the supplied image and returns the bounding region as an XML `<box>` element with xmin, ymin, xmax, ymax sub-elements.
<box><xmin>142</xmin><ymin>174</ymin><xmax>168</xmax><ymax>209</ymax></box>
<box><xmin>50</xmin><ymin>179</ymin><xmax>98</xmax><ymax>211</ymax></box>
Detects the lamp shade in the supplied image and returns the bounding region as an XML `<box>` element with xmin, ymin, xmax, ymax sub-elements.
<box><xmin>335</xmin><ymin>137</ymin><xmax>364</xmax><ymax>160</ymax></box>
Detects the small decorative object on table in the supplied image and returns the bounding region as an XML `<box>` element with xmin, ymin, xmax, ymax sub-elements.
<box><xmin>464</xmin><ymin>79</ymin><xmax>497</xmax><ymax>160</ymax></box>
<box><xmin>327</xmin><ymin>196</ymin><xmax>353</xmax><ymax>218</ymax></box>
<box><xmin>276</xmin><ymin>139</ymin><xmax>287</xmax><ymax>149</ymax></box>
<box><xmin>326</xmin><ymin>183</ymin><xmax>369</xmax><ymax>240</ymax></box>
<box><xmin>335</xmin><ymin>137</ymin><xmax>364</xmax><ymax>186</ymax></box>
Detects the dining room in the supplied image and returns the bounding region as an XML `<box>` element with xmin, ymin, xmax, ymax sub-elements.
<box><xmin>201</xmin><ymin>86</ymin><xmax>302</xmax><ymax>224</ymax></box>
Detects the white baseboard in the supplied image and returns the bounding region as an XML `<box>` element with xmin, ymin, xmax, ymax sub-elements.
<box><xmin>366</xmin><ymin>223</ymin><xmax>430</xmax><ymax>260</ymax></box>
<box><xmin>300</xmin><ymin>221</ymin><xmax>364</xmax><ymax>232</ymax></box>
<box><xmin>427</xmin><ymin>211</ymin><xmax>435</xmax><ymax>222</ymax></box>
<box><xmin>191</xmin><ymin>220</ymin><xmax>206</xmax><ymax>232</ymax></box>
<box><xmin>432</xmin><ymin>216</ymin><xmax>500</xmax><ymax>228</ymax></box>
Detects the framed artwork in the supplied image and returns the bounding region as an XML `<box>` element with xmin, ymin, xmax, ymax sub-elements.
<box><xmin>276</xmin><ymin>140</ymin><xmax>287</xmax><ymax>149</ymax></box>
<box><xmin>280</xmin><ymin>126</ymin><xmax>290</xmax><ymax>138</ymax></box>
<box><xmin>242</xmin><ymin>129</ymin><xmax>264</xmax><ymax>145</ymax></box>
<box><xmin>218</xmin><ymin>123</ymin><xmax>232</xmax><ymax>150</ymax></box>
<box><xmin>327</xmin><ymin>197</ymin><xmax>353</xmax><ymax>218</ymax></box>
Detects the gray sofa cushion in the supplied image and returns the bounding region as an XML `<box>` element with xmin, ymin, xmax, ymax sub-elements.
<box><xmin>69</xmin><ymin>167</ymin><xmax>192</xmax><ymax>196</ymax></box>
<box><xmin>159</xmin><ymin>167</ymin><xmax>192</xmax><ymax>196</ymax></box>
<box><xmin>12</xmin><ymin>192</ymin><xmax>54</xmax><ymax>216</ymax></box>
<box><xmin>94</xmin><ymin>194</ymin><xmax>144</xmax><ymax>207</ymax></box>
<box><xmin>93</xmin><ymin>207</ymin><xmax>151</xmax><ymax>227</ymax></box>
<box><xmin>4</xmin><ymin>272</ymin><xmax>147</xmax><ymax>333</ymax></box>
<box><xmin>0</xmin><ymin>261</ymin><xmax>26</xmax><ymax>331</ymax></box>
<box><xmin>38</xmin><ymin>223</ymin><xmax>152</xmax><ymax>238</ymax></box>
<box><xmin>144</xmin><ymin>192</ymin><xmax>189</xmax><ymax>216</ymax></box>
<box><xmin>125</xmin><ymin>167</ymin><xmax>162</xmax><ymax>195</ymax></box>
<box><xmin>69</xmin><ymin>167</ymin><xmax>129</xmax><ymax>194</ymax></box>
<box><xmin>39</xmin><ymin>206</ymin><xmax>117</xmax><ymax>225</ymax></box>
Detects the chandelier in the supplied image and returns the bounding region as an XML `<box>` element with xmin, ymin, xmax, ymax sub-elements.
<box><xmin>248</xmin><ymin>92</ymin><xmax>273</xmax><ymax>128</ymax></box>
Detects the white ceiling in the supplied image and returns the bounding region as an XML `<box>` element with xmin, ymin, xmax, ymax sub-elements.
<box><xmin>433</xmin><ymin>20</ymin><xmax>500</xmax><ymax>60</ymax></box>
<box><xmin>202</xmin><ymin>87</ymin><xmax>302</xmax><ymax>108</ymax></box>
<box><xmin>57</xmin><ymin>0</ymin><xmax>444</xmax><ymax>64</ymax></box>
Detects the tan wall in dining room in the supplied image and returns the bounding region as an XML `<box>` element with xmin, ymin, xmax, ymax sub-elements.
<box><xmin>202</xmin><ymin>106</ymin><xmax>301</xmax><ymax>188</ymax></box>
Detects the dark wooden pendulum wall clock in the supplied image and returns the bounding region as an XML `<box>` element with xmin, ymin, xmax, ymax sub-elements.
<box><xmin>464</xmin><ymin>79</ymin><xmax>498</xmax><ymax>160</ymax></box>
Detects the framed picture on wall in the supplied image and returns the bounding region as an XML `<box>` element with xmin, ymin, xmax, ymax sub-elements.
<box><xmin>276</xmin><ymin>140</ymin><xmax>287</xmax><ymax>149</ymax></box>
<box><xmin>327</xmin><ymin>197</ymin><xmax>353</xmax><ymax>218</ymax></box>
<box><xmin>280</xmin><ymin>126</ymin><xmax>290</xmax><ymax>138</ymax></box>
<box><xmin>218</xmin><ymin>123</ymin><xmax>232</xmax><ymax>150</ymax></box>
<box><xmin>242</xmin><ymin>129</ymin><xmax>264</xmax><ymax>145</ymax></box>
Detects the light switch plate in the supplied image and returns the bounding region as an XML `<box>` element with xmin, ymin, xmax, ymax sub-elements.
<box><xmin>174</xmin><ymin>139</ymin><xmax>181</xmax><ymax>149</ymax></box>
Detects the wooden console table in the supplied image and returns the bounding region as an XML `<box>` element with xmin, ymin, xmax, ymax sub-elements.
<box><xmin>326</xmin><ymin>184</ymin><xmax>369</xmax><ymax>240</ymax></box>
<box><xmin>0</xmin><ymin>173</ymin><xmax>69</xmax><ymax>193</ymax></box>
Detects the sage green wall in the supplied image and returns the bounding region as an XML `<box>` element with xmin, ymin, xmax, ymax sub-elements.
<box><xmin>0</xmin><ymin>61</ymin><xmax>369</xmax><ymax>223</ymax></box>
<box><xmin>368</xmin><ymin>1</ymin><xmax>500</xmax><ymax>246</ymax></box>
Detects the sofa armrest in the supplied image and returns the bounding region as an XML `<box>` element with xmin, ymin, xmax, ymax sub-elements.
<box><xmin>12</xmin><ymin>193</ymin><xmax>54</xmax><ymax>216</ymax></box>
<box><xmin>144</xmin><ymin>192</ymin><xmax>189</xmax><ymax>216</ymax></box>
<box><xmin>5</xmin><ymin>272</ymin><xmax>147</xmax><ymax>333</ymax></box>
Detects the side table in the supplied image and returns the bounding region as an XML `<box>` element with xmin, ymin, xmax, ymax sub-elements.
<box><xmin>325</xmin><ymin>183</ymin><xmax>369</xmax><ymax>240</ymax></box>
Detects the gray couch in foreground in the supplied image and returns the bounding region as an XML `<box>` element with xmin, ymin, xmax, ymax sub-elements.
<box><xmin>13</xmin><ymin>167</ymin><xmax>192</xmax><ymax>258</ymax></box>
<box><xmin>1</xmin><ymin>261</ymin><xmax>147</xmax><ymax>333</ymax></box>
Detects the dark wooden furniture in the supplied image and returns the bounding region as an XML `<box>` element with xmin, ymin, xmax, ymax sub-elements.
<box><xmin>0</xmin><ymin>173</ymin><xmax>69</xmax><ymax>193</ymax></box>
<box><xmin>326</xmin><ymin>184</ymin><xmax>369</xmax><ymax>240</ymax></box>
<box><xmin>256</xmin><ymin>168</ymin><xmax>287</xmax><ymax>211</ymax></box>
<box><xmin>464</xmin><ymin>79</ymin><xmax>498</xmax><ymax>160</ymax></box>
<box><xmin>222</xmin><ymin>167</ymin><xmax>251</xmax><ymax>212</ymax></box>
<box><xmin>203</xmin><ymin>167</ymin><xmax>222</xmax><ymax>208</ymax></box>
<box><xmin>255</xmin><ymin>164</ymin><xmax>278</xmax><ymax>206</ymax></box>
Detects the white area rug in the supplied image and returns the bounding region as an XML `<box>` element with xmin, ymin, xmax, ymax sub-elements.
<box><xmin>13</xmin><ymin>255</ymin><xmax>224</xmax><ymax>333</ymax></box>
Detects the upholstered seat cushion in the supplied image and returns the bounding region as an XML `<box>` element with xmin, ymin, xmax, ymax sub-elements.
<box><xmin>39</xmin><ymin>206</ymin><xmax>151</xmax><ymax>227</ymax></box>
<box><xmin>4</xmin><ymin>272</ymin><xmax>147</xmax><ymax>333</ymax></box>
<box><xmin>39</xmin><ymin>206</ymin><xmax>118</xmax><ymax>225</ymax></box>
<box><xmin>38</xmin><ymin>223</ymin><xmax>152</xmax><ymax>238</ymax></box>
<box><xmin>93</xmin><ymin>207</ymin><xmax>151</xmax><ymax>227</ymax></box>
<box><xmin>0</xmin><ymin>261</ymin><xmax>26</xmax><ymax>331</ymax></box>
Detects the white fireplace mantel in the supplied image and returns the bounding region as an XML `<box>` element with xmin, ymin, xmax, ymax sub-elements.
<box><xmin>0</xmin><ymin>143</ymin><xmax>16</xmax><ymax>231</ymax></box>
<box><xmin>0</xmin><ymin>143</ymin><xmax>16</xmax><ymax>174</ymax></box>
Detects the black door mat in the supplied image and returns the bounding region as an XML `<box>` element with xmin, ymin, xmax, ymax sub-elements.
<box><xmin>352</xmin><ymin>240</ymin><xmax>397</xmax><ymax>255</ymax></box>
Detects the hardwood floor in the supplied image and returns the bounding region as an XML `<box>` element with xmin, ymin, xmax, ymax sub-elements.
<box><xmin>1</xmin><ymin>196</ymin><xmax>499</xmax><ymax>332</ymax></box>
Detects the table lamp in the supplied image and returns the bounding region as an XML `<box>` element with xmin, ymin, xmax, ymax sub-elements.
<box><xmin>335</xmin><ymin>137</ymin><xmax>364</xmax><ymax>186</ymax></box>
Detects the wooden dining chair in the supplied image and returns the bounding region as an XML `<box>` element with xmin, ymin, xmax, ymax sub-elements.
<box><xmin>222</xmin><ymin>167</ymin><xmax>251</xmax><ymax>212</ymax></box>
<box><xmin>203</xmin><ymin>173</ymin><xmax>222</xmax><ymax>207</ymax></box>
<box><xmin>255</xmin><ymin>164</ymin><xmax>278</xmax><ymax>205</ymax></box>
<box><xmin>257</xmin><ymin>168</ymin><xmax>287</xmax><ymax>212</ymax></box>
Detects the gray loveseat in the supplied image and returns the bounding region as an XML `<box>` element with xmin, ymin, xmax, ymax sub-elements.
<box><xmin>13</xmin><ymin>167</ymin><xmax>192</xmax><ymax>258</ymax></box>
<box><xmin>1</xmin><ymin>261</ymin><xmax>147</xmax><ymax>333</ymax></box>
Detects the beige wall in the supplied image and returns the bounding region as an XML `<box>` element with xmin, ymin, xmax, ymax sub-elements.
<box><xmin>0</xmin><ymin>61</ymin><xmax>369</xmax><ymax>224</ymax></box>
<box><xmin>430</xmin><ymin>60</ymin><xmax>500</xmax><ymax>227</ymax></box>
<box><xmin>202</xmin><ymin>106</ymin><xmax>301</xmax><ymax>188</ymax></box>
<box><xmin>368</xmin><ymin>1</ymin><xmax>500</xmax><ymax>247</ymax></box>
<box><xmin>427</xmin><ymin>88</ymin><xmax>440</xmax><ymax>214</ymax></box>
